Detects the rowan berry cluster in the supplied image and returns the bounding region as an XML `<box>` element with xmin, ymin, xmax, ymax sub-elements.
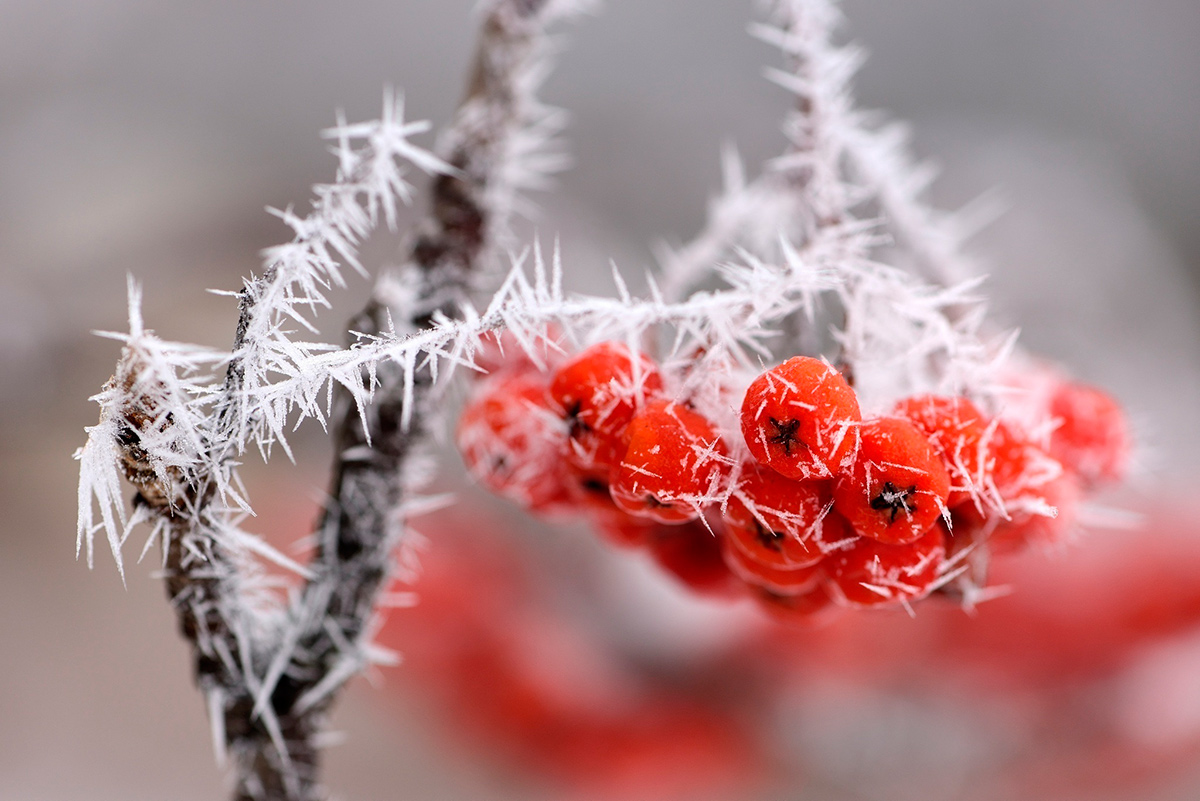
<box><xmin>457</xmin><ymin>335</ymin><xmax>1130</xmax><ymax>620</ymax></box>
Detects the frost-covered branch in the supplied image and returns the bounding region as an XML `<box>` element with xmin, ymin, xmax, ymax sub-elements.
<box><xmin>660</xmin><ymin>0</ymin><xmax>976</xmax><ymax>301</ymax></box>
<box><xmin>76</xmin><ymin>93</ymin><xmax>452</xmax><ymax>573</ymax></box>
<box><xmin>237</xmin><ymin>218</ymin><xmax>1000</xmax><ymax>458</ymax></box>
<box><xmin>842</xmin><ymin>120</ymin><xmax>984</xmax><ymax>287</ymax></box>
<box><xmin>221</xmin><ymin>91</ymin><xmax>451</xmax><ymax>460</ymax></box>
<box><xmin>222</xmin><ymin>1</ymin><xmax>580</xmax><ymax>798</ymax></box>
<box><xmin>76</xmin><ymin>1</ymin><xmax>579</xmax><ymax>799</ymax></box>
<box><xmin>660</xmin><ymin>0</ymin><xmax>858</xmax><ymax>300</ymax></box>
<box><xmin>284</xmin><ymin>0</ymin><xmax>575</xmax><ymax>733</ymax></box>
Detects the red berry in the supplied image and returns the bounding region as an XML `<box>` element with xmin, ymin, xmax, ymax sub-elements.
<box><xmin>611</xmin><ymin>400</ymin><xmax>729</xmax><ymax>524</ymax></box>
<box><xmin>566</xmin><ymin>464</ymin><xmax>619</xmax><ymax>510</ymax></box>
<box><xmin>456</xmin><ymin>374</ymin><xmax>573</xmax><ymax>512</ymax></box>
<box><xmin>550</xmin><ymin>342</ymin><xmax>664</xmax><ymax>477</ymax></box>
<box><xmin>827</xmin><ymin>524</ymin><xmax>946</xmax><ymax>607</ymax></box>
<box><xmin>934</xmin><ymin>516</ymin><xmax>990</xmax><ymax>601</ymax></box>
<box><xmin>892</xmin><ymin>394</ymin><xmax>990</xmax><ymax>508</ymax></box>
<box><xmin>1048</xmin><ymin>381</ymin><xmax>1129</xmax><ymax>485</ymax></box>
<box><xmin>989</xmin><ymin>472</ymin><xmax>1082</xmax><ymax>555</ymax></box>
<box><xmin>832</xmin><ymin>417</ymin><xmax>951</xmax><ymax>545</ymax></box>
<box><xmin>983</xmin><ymin>420</ymin><xmax>1064</xmax><ymax>513</ymax></box>
<box><xmin>724</xmin><ymin>465</ymin><xmax>849</xmax><ymax>568</ymax></box>
<box><xmin>721</xmin><ymin>537</ymin><xmax>824</xmax><ymax>595</ymax></box>
<box><xmin>473</xmin><ymin>325</ymin><xmax>563</xmax><ymax>377</ymax></box>
<box><xmin>753</xmin><ymin>583</ymin><xmax>838</xmax><ymax>624</ymax></box>
<box><xmin>740</xmin><ymin>356</ymin><xmax>861</xmax><ymax>480</ymax></box>
<box><xmin>647</xmin><ymin>521</ymin><xmax>743</xmax><ymax>598</ymax></box>
<box><xmin>588</xmin><ymin>499</ymin><xmax>661</xmax><ymax>549</ymax></box>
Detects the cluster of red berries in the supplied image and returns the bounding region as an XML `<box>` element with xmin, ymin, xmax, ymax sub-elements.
<box><xmin>457</xmin><ymin>336</ymin><xmax>1129</xmax><ymax>620</ymax></box>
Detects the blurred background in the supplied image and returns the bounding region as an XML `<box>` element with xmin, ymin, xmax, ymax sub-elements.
<box><xmin>2</xmin><ymin>1</ymin><xmax>1200</xmax><ymax>799</ymax></box>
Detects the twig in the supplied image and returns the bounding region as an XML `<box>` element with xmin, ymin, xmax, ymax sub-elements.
<box><xmin>660</xmin><ymin>0</ymin><xmax>975</xmax><ymax>302</ymax></box>
<box><xmin>76</xmin><ymin>2</ymin><xmax>575</xmax><ymax>799</ymax></box>
<box><xmin>217</xmin><ymin>1</ymin><xmax>571</xmax><ymax>798</ymax></box>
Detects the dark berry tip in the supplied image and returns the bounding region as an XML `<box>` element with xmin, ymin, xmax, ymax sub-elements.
<box><xmin>767</xmin><ymin>417</ymin><xmax>804</xmax><ymax>456</ymax></box>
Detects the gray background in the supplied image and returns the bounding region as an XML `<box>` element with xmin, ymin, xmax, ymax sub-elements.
<box><xmin>2</xmin><ymin>1</ymin><xmax>1199</xmax><ymax>799</ymax></box>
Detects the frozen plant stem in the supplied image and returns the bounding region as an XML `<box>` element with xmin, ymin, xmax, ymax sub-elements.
<box><xmin>260</xmin><ymin>3</ymin><xmax>567</xmax><ymax>797</ymax></box>
<box><xmin>660</xmin><ymin>0</ymin><xmax>974</xmax><ymax>302</ymax></box>
<box><xmin>91</xmin><ymin>2</ymin><xmax>567</xmax><ymax>799</ymax></box>
<box><xmin>264</xmin><ymin>1</ymin><xmax>562</xmax><ymax>798</ymax></box>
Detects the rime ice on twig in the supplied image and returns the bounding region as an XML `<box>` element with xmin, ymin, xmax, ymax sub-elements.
<box><xmin>241</xmin><ymin>1</ymin><xmax>582</xmax><ymax>796</ymax></box>
<box><xmin>260</xmin><ymin>221</ymin><xmax>1001</xmax><ymax>457</ymax></box>
<box><xmin>76</xmin><ymin>1</ymin><xmax>580</xmax><ymax>799</ymax></box>
<box><xmin>660</xmin><ymin>0</ymin><xmax>983</xmax><ymax>301</ymax></box>
<box><xmin>222</xmin><ymin>91</ymin><xmax>451</xmax><ymax>461</ymax></box>
<box><xmin>76</xmin><ymin>277</ymin><xmax>230</xmax><ymax>580</ymax></box>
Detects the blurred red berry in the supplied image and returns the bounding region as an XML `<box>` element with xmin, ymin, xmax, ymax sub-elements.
<box><xmin>550</xmin><ymin>341</ymin><xmax>665</xmax><ymax>478</ymax></box>
<box><xmin>828</xmin><ymin>523</ymin><xmax>946</xmax><ymax>607</ymax></box>
<box><xmin>588</xmin><ymin>499</ymin><xmax>661</xmax><ymax>549</ymax></box>
<box><xmin>1048</xmin><ymin>381</ymin><xmax>1130</xmax><ymax>485</ymax></box>
<box><xmin>925</xmin><ymin>513</ymin><xmax>991</xmax><ymax>597</ymax></box>
<box><xmin>989</xmin><ymin>472</ymin><xmax>1083</xmax><ymax>554</ymax></box>
<box><xmin>724</xmin><ymin>464</ymin><xmax>848</xmax><ymax>568</ymax></box>
<box><xmin>984</xmin><ymin>420</ymin><xmax>1065</xmax><ymax>514</ymax></box>
<box><xmin>833</xmin><ymin>417</ymin><xmax>951</xmax><ymax>544</ymax></box>
<box><xmin>953</xmin><ymin>420</ymin><xmax>1074</xmax><ymax>557</ymax></box>
<box><xmin>721</xmin><ymin>537</ymin><xmax>824</xmax><ymax>595</ymax></box>
<box><xmin>473</xmin><ymin>324</ymin><xmax>563</xmax><ymax>377</ymax></box>
<box><xmin>647</xmin><ymin>521</ymin><xmax>743</xmax><ymax>598</ymax></box>
<box><xmin>892</xmin><ymin>394</ymin><xmax>990</xmax><ymax>508</ymax></box>
<box><xmin>753</xmin><ymin>582</ymin><xmax>838</xmax><ymax>624</ymax></box>
<box><xmin>560</xmin><ymin>461</ymin><xmax>620</xmax><ymax>512</ymax></box>
<box><xmin>740</xmin><ymin>356</ymin><xmax>861</xmax><ymax>480</ymax></box>
<box><xmin>457</xmin><ymin>374</ymin><xmax>573</xmax><ymax>512</ymax></box>
<box><xmin>611</xmin><ymin>400</ymin><xmax>729</xmax><ymax>524</ymax></box>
